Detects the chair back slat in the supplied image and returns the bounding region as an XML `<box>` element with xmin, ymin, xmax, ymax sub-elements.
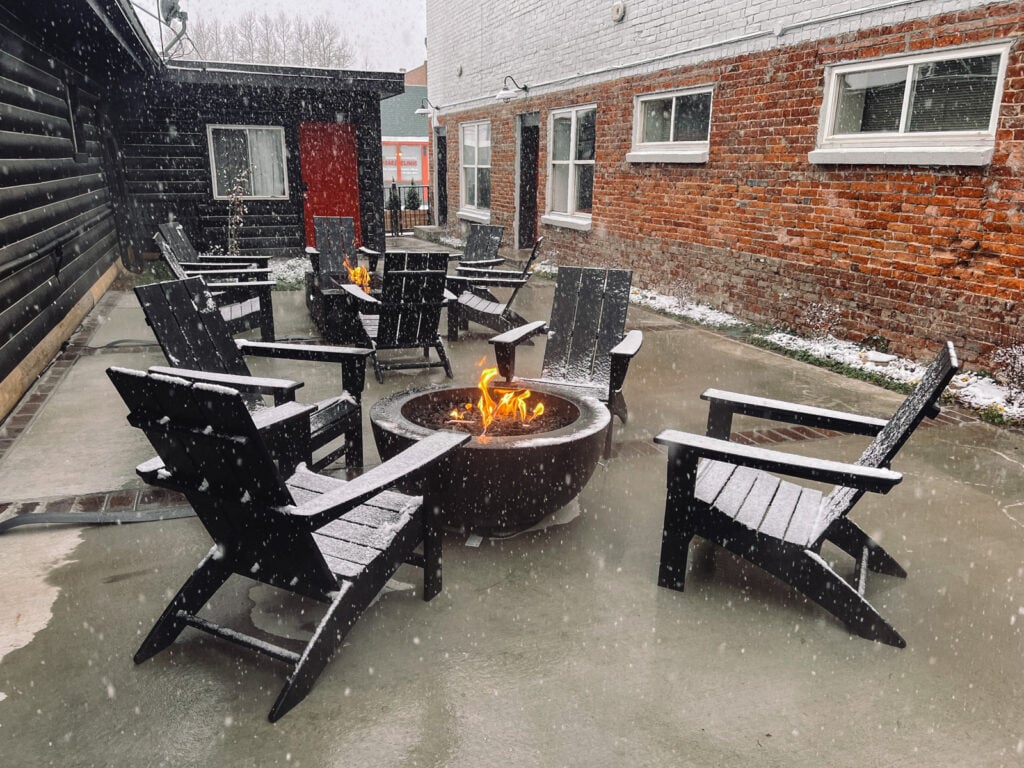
<box><xmin>541</xmin><ymin>267</ymin><xmax>633</xmax><ymax>388</ymax></box>
<box><xmin>384</xmin><ymin>251</ymin><xmax>448</xmax><ymax>272</ymax></box>
<box><xmin>157</xmin><ymin>222</ymin><xmax>201</xmax><ymax>261</ymax></box>
<box><xmin>819</xmin><ymin>341</ymin><xmax>959</xmax><ymax>526</ymax></box>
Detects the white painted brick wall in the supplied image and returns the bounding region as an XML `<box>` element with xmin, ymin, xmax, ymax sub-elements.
<box><xmin>426</xmin><ymin>0</ymin><xmax>994</xmax><ymax>113</ymax></box>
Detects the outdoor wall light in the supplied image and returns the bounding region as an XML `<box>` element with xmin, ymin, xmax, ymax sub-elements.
<box><xmin>414</xmin><ymin>97</ymin><xmax>438</xmax><ymax>116</ymax></box>
<box><xmin>495</xmin><ymin>75</ymin><xmax>528</xmax><ymax>102</ymax></box>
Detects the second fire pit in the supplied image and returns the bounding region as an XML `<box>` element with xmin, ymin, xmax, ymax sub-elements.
<box><xmin>370</xmin><ymin>383</ymin><xmax>610</xmax><ymax>536</ymax></box>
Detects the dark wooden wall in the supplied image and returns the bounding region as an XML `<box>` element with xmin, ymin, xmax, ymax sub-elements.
<box><xmin>0</xmin><ymin>12</ymin><xmax>123</xmax><ymax>387</ymax></box>
<box><xmin>113</xmin><ymin>81</ymin><xmax>388</xmax><ymax>258</ymax></box>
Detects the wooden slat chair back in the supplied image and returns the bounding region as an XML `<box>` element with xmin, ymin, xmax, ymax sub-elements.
<box><xmin>312</xmin><ymin>215</ymin><xmax>357</xmax><ymax>275</ymax></box>
<box><xmin>542</xmin><ymin>267</ymin><xmax>632</xmax><ymax>390</ymax></box>
<box><xmin>654</xmin><ymin>341</ymin><xmax>960</xmax><ymax>647</ymax></box>
<box><xmin>106</xmin><ymin>366</ymin><xmax>468</xmax><ymax>721</ymax></box>
<box><xmin>384</xmin><ymin>251</ymin><xmax>449</xmax><ymax>272</ymax></box>
<box><xmin>461</xmin><ymin>223</ymin><xmax>504</xmax><ymax>266</ymax></box>
<box><xmin>135</xmin><ymin>277</ymin><xmax>367</xmax><ymax>469</ymax></box>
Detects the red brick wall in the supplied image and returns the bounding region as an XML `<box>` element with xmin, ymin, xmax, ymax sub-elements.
<box><xmin>437</xmin><ymin>4</ymin><xmax>1024</xmax><ymax>365</ymax></box>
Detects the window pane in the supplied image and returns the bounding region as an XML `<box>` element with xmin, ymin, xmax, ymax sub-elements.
<box><xmin>574</xmin><ymin>164</ymin><xmax>593</xmax><ymax>214</ymax></box>
<box><xmin>462</xmin><ymin>125</ymin><xmax>476</xmax><ymax>166</ymax></box>
<box><xmin>575</xmin><ymin>108</ymin><xmax>596</xmax><ymax>161</ymax></box>
<box><xmin>908</xmin><ymin>54</ymin><xmax>999</xmax><ymax>132</ymax></box>
<box><xmin>464</xmin><ymin>166</ymin><xmax>476</xmax><ymax>206</ymax></box>
<box><xmin>477</xmin><ymin>123</ymin><xmax>491</xmax><ymax>166</ymax></box>
<box><xmin>641</xmin><ymin>98</ymin><xmax>673</xmax><ymax>143</ymax></box>
<box><xmin>833</xmin><ymin>66</ymin><xmax>906</xmax><ymax>133</ymax></box>
<box><xmin>211</xmin><ymin>128</ymin><xmax>249</xmax><ymax>197</ymax></box>
<box><xmin>477</xmin><ymin>168</ymin><xmax>491</xmax><ymax>208</ymax></box>
<box><xmin>672</xmin><ymin>92</ymin><xmax>712</xmax><ymax>142</ymax></box>
<box><xmin>552</xmin><ymin>116</ymin><xmax>572</xmax><ymax>161</ymax></box>
<box><xmin>550</xmin><ymin>164</ymin><xmax>569</xmax><ymax>213</ymax></box>
<box><xmin>248</xmin><ymin>129</ymin><xmax>285</xmax><ymax>197</ymax></box>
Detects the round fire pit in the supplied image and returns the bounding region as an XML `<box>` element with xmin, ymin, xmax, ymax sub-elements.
<box><xmin>370</xmin><ymin>384</ymin><xmax>610</xmax><ymax>536</ymax></box>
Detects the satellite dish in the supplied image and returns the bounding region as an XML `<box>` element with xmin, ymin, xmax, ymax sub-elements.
<box><xmin>160</xmin><ymin>0</ymin><xmax>184</xmax><ymax>24</ymax></box>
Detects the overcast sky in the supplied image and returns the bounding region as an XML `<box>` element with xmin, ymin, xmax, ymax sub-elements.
<box><xmin>135</xmin><ymin>0</ymin><xmax>427</xmax><ymax>72</ymax></box>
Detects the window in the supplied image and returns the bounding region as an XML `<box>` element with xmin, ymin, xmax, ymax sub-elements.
<box><xmin>628</xmin><ymin>87</ymin><xmax>712</xmax><ymax>163</ymax></box>
<box><xmin>459</xmin><ymin>122</ymin><xmax>490</xmax><ymax>222</ymax></box>
<box><xmin>543</xmin><ymin>105</ymin><xmax>596</xmax><ymax>231</ymax></box>
<box><xmin>810</xmin><ymin>43</ymin><xmax>1010</xmax><ymax>166</ymax></box>
<box><xmin>207</xmin><ymin>125</ymin><xmax>288</xmax><ymax>199</ymax></box>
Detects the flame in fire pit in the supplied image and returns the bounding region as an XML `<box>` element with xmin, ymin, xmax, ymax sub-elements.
<box><xmin>449</xmin><ymin>366</ymin><xmax>544</xmax><ymax>436</ymax></box>
<box><xmin>344</xmin><ymin>258</ymin><xmax>371</xmax><ymax>292</ymax></box>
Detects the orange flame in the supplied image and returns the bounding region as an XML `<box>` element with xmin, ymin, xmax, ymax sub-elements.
<box><xmin>449</xmin><ymin>366</ymin><xmax>544</xmax><ymax>436</ymax></box>
<box><xmin>344</xmin><ymin>258</ymin><xmax>371</xmax><ymax>293</ymax></box>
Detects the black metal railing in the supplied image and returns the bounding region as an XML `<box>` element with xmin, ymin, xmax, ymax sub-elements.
<box><xmin>384</xmin><ymin>183</ymin><xmax>432</xmax><ymax>234</ymax></box>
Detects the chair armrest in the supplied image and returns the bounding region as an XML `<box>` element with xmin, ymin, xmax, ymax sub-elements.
<box><xmin>700</xmin><ymin>387</ymin><xmax>888</xmax><ymax>440</ymax></box>
<box><xmin>197</xmin><ymin>254</ymin><xmax>272</xmax><ymax>265</ymax></box>
<box><xmin>237</xmin><ymin>341</ymin><xmax>373</xmax><ymax>400</ymax></box>
<box><xmin>328</xmin><ymin>282</ymin><xmax>379</xmax><ymax>304</ymax></box>
<box><xmin>304</xmin><ymin>246</ymin><xmax>319</xmax><ymax>255</ymax></box>
<box><xmin>148</xmin><ymin>366</ymin><xmax>303</xmax><ymax>405</ymax></box>
<box><xmin>609</xmin><ymin>330</ymin><xmax>643</xmax><ymax>393</ymax></box>
<box><xmin>357</xmin><ymin>246</ymin><xmax>380</xmax><ymax>272</ymax></box>
<box><xmin>184</xmin><ymin>267</ymin><xmax>273</xmax><ymax>279</ymax></box>
<box><xmin>457</xmin><ymin>257</ymin><xmax>504</xmax><ymax>268</ymax></box>
<box><xmin>290</xmin><ymin>431</ymin><xmax>472</xmax><ymax>529</ymax></box>
<box><xmin>489</xmin><ymin>320</ymin><xmax>548</xmax><ymax>382</ymax></box>
<box><xmin>654</xmin><ymin>430</ymin><xmax>902</xmax><ymax>493</ymax></box>
<box><xmin>207</xmin><ymin>280</ymin><xmax>276</xmax><ymax>294</ymax></box>
<box><xmin>178</xmin><ymin>261</ymin><xmax>253</xmax><ymax>271</ymax></box>
<box><xmin>446</xmin><ymin>275</ymin><xmax>527</xmax><ymax>291</ymax></box>
<box><xmin>455</xmin><ymin>266</ymin><xmax>522</xmax><ymax>278</ymax></box>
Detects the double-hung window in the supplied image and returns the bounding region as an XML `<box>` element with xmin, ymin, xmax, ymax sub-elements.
<box><xmin>628</xmin><ymin>87</ymin><xmax>713</xmax><ymax>163</ymax></box>
<box><xmin>207</xmin><ymin>125</ymin><xmax>288</xmax><ymax>199</ymax></box>
<box><xmin>809</xmin><ymin>42</ymin><xmax>1010</xmax><ymax>166</ymax></box>
<box><xmin>459</xmin><ymin>121</ymin><xmax>491</xmax><ymax>222</ymax></box>
<box><xmin>543</xmin><ymin>104</ymin><xmax>596</xmax><ymax>231</ymax></box>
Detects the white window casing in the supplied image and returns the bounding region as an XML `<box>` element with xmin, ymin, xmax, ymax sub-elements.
<box><xmin>809</xmin><ymin>41</ymin><xmax>1011</xmax><ymax>167</ymax></box>
<box><xmin>542</xmin><ymin>104</ymin><xmax>596</xmax><ymax>231</ymax></box>
<box><xmin>627</xmin><ymin>86</ymin><xmax>713</xmax><ymax>164</ymax></box>
<box><xmin>207</xmin><ymin>125</ymin><xmax>289</xmax><ymax>199</ymax></box>
<box><xmin>458</xmin><ymin>121</ymin><xmax>491</xmax><ymax>222</ymax></box>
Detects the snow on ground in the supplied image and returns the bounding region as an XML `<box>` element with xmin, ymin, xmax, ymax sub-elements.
<box><xmin>269</xmin><ymin>255</ymin><xmax>311</xmax><ymax>289</ymax></box>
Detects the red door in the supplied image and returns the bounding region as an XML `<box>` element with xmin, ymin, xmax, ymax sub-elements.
<box><xmin>298</xmin><ymin>122</ymin><xmax>361</xmax><ymax>246</ymax></box>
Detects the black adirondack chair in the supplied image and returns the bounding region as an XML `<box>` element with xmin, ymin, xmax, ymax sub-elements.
<box><xmin>446</xmin><ymin>237</ymin><xmax>543</xmax><ymax>340</ymax></box>
<box><xmin>489</xmin><ymin>266</ymin><xmax>643</xmax><ymax>456</ymax></box>
<box><xmin>456</xmin><ymin>223</ymin><xmax>504</xmax><ymax>268</ymax></box>
<box><xmin>333</xmin><ymin>268</ymin><xmax>454</xmax><ymax>383</ymax></box>
<box><xmin>305</xmin><ymin>216</ymin><xmax>382</xmax><ymax>333</ymax></box>
<box><xmin>157</xmin><ymin>221</ymin><xmax>272</xmax><ymax>268</ymax></box>
<box><xmin>153</xmin><ymin>228</ymin><xmax>276</xmax><ymax>341</ymax></box>
<box><xmin>107</xmin><ymin>366</ymin><xmax>469</xmax><ymax>722</ymax></box>
<box><xmin>136</xmin><ymin>277</ymin><xmax>372</xmax><ymax>470</ymax></box>
<box><xmin>655</xmin><ymin>341</ymin><xmax>959</xmax><ymax>647</ymax></box>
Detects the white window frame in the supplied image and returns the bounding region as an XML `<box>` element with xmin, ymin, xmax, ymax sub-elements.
<box><xmin>809</xmin><ymin>41</ymin><xmax>1011</xmax><ymax>167</ymax></box>
<box><xmin>542</xmin><ymin>103</ymin><xmax>596</xmax><ymax>232</ymax></box>
<box><xmin>207</xmin><ymin>124</ymin><xmax>289</xmax><ymax>200</ymax></box>
<box><xmin>627</xmin><ymin>86</ymin><xmax>713</xmax><ymax>164</ymax></box>
<box><xmin>458</xmin><ymin>121</ymin><xmax>491</xmax><ymax>224</ymax></box>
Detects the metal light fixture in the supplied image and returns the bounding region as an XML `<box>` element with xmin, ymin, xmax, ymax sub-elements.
<box><xmin>495</xmin><ymin>75</ymin><xmax>528</xmax><ymax>102</ymax></box>
<box><xmin>414</xmin><ymin>97</ymin><xmax>438</xmax><ymax>115</ymax></box>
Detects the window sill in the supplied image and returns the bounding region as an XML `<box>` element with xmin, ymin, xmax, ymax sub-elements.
<box><xmin>808</xmin><ymin>145</ymin><xmax>994</xmax><ymax>167</ymax></box>
<box><xmin>626</xmin><ymin>149</ymin><xmax>708</xmax><ymax>164</ymax></box>
<box><xmin>457</xmin><ymin>207</ymin><xmax>491</xmax><ymax>225</ymax></box>
<box><xmin>541</xmin><ymin>213</ymin><xmax>592</xmax><ymax>232</ymax></box>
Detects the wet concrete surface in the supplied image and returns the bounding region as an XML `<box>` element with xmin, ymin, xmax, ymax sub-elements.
<box><xmin>1</xmin><ymin>261</ymin><xmax>1023</xmax><ymax>766</ymax></box>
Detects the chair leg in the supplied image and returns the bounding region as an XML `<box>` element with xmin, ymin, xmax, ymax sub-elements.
<box><xmin>769</xmin><ymin>549</ymin><xmax>906</xmax><ymax>648</ymax></box>
<box><xmin>344</xmin><ymin>422</ymin><xmax>363</xmax><ymax>469</ymax></box>
<box><xmin>135</xmin><ymin>550</ymin><xmax>232</xmax><ymax>664</ymax></box>
<box><xmin>824</xmin><ymin>517</ymin><xmax>907</xmax><ymax>578</ymax></box>
<box><xmin>658</xmin><ymin>521</ymin><xmax>694</xmax><ymax>591</ymax></box>
<box><xmin>422</xmin><ymin>501</ymin><xmax>443</xmax><ymax>601</ymax></box>
<box><xmin>258</xmin><ymin>287</ymin><xmax>276</xmax><ymax>342</ymax></box>
<box><xmin>435</xmin><ymin>340</ymin><xmax>454</xmax><ymax>378</ymax></box>
<box><xmin>372</xmin><ymin>353</ymin><xmax>384</xmax><ymax>384</ymax></box>
<box><xmin>658</xmin><ymin>449</ymin><xmax>699</xmax><ymax>591</ymax></box>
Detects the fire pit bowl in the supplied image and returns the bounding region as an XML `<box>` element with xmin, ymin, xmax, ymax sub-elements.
<box><xmin>370</xmin><ymin>384</ymin><xmax>610</xmax><ymax>536</ymax></box>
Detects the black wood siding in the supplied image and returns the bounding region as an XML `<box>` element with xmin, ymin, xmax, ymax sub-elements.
<box><xmin>114</xmin><ymin>81</ymin><xmax>389</xmax><ymax>258</ymax></box>
<box><xmin>0</xmin><ymin>15</ymin><xmax>122</xmax><ymax>385</ymax></box>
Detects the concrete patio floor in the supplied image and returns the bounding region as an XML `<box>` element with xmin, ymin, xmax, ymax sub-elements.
<box><xmin>1</xmin><ymin>254</ymin><xmax>1023</xmax><ymax>767</ymax></box>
